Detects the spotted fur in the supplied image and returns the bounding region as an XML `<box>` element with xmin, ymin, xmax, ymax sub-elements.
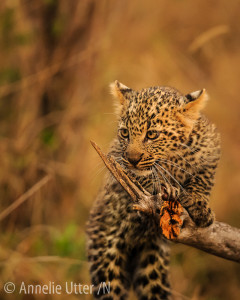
<box><xmin>86</xmin><ymin>81</ymin><xmax>221</xmax><ymax>299</ymax></box>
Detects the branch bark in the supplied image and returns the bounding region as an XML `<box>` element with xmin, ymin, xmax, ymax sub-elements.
<box><xmin>175</xmin><ymin>212</ymin><xmax>240</xmax><ymax>262</ymax></box>
<box><xmin>91</xmin><ymin>141</ymin><xmax>240</xmax><ymax>263</ymax></box>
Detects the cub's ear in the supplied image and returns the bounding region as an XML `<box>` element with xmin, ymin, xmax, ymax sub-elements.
<box><xmin>184</xmin><ymin>89</ymin><xmax>208</xmax><ymax>119</ymax></box>
<box><xmin>177</xmin><ymin>89</ymin><xmax>208</xmax><ymax>129</ymax></box>
<box><xmin>110</xmin><ymin>80</ymin><xmax>132</xmax><ymax>105</ymax></box>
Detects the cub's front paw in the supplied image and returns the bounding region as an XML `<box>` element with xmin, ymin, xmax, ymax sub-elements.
<box><xmin>161</xmin><ymin>183</ymin><xmax>180</xmax><ymax>200</ymax></box>
<box><xmin>188</xmin><ymin>205</ymin><xmax>215</xmax><ymax>227</ymax></box>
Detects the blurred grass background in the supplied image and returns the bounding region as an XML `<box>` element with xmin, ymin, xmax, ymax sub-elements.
<box><xmin>0</xmin><ymin>0</ymin><xmax>239</xmax><ymax>299</ymax></box>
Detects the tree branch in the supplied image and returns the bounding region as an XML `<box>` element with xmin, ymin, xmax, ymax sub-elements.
<box><xmin>91</xmin><ymin>141</ymin><xmax>240</xmax><ymax>263</ymax></box>
<box><xmin>175</xmin><ymin>211</ymin><xmax>240</xmax><ymax>262</ymax></box>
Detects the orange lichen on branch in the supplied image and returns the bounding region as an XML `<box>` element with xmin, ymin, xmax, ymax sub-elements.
<box><xmin>160</xmin><ymin>200</ymin><xmax>184</xmax><ymax>239</ymax></box>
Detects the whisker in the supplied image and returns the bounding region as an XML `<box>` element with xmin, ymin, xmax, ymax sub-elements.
<box><xmin>90</xmin><ymin>165</ymin><xmax>107</xmax><ymax>181</ymax></box>
<box><xmin>103</xmin><ymin>112</ymin><xmax>119</xmax><ymax>116</ymax></box>
<box><xmin>155</xmin><ymin>163</ymin><xmax>188</xmax><ymax>196</ymax></box>
<box><xmin>179</xmin><ymin>143</ymin><xmax>199</xmax><ymax>153</ymax></box>
<box><xmin>157</xmin><ymin>158</ymin><xmax>194</xmax><ymax>177</ymax></box>
<box><xmin>153</xmin><ymin>164</ymin><xmax>172</xmax><ymax>200</ymax></box>
<box><xmin>91</xmin><ymin>155</ymin><xmax>123</xmax><ymax>179</ymax></box>
<box><xmin>151</xmin><ymin>167</ymin><xmax>156</xmax><ymax>195</ymax></box>
<box><xmin>152</xmin><ymin>167</ymin><xmax>162</xmax><ymax>195</ymax></box>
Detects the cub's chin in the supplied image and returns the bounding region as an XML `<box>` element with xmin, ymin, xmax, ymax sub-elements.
<box><xmin>129</xmin><ymin>167</ymin><xmax>152</xmax><ymax>177</ymax></box>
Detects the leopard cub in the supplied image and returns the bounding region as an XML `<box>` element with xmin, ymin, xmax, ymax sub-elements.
<box><xmin>87</xmin><ymin>81</ymin><xmax>221</xmax><ymax>300</ymax></box>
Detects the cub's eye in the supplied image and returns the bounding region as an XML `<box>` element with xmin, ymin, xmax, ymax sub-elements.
<box><xmin>119</xmin><ymin>128</ymin><xmax>129</xmax><ymax>139</ymax></box>
<box><xmin>146</xmin><ymin>130</ymin><xmax>160</xmax><ymax>140</ymax></box>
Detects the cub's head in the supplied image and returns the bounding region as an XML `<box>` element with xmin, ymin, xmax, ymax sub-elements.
<box><xmin>111</xmin><ymin>81</ymin><xmax>208</xmax><ymax>175</ymax></box>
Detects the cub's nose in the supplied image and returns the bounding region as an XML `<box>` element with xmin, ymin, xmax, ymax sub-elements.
<box><xmin>126</xmin><ymin>151</ymin><xmax>143</xmax><ymax>167</ymax></box>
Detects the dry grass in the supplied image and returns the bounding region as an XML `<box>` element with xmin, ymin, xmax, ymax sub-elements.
<box><xmin>0</xmin><ymin>0</ymin><xmax>240</xmax><ymax>299</ymax></box>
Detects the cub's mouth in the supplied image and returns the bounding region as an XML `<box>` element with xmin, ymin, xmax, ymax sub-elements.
<box><xmin>130</xmin><ymin>168</ymin><xmax>152</xmax><ymax>177</ymax></box>
<box><xmin>121</xmin><ymin>158</ymin><xmax>153</xmax><ymax>176</ymax></box>
<box><xmin>122</xmin><ymin>155</ymin><xmax>155</xmax><ymax>170</ymax></box>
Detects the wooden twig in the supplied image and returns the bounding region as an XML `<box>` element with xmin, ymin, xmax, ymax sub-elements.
<box><xmin>91</xmin><ymin>141</ymin><xmax>240</xmax><ymax>263</ymax></box>
<box><xmin>90</xmin><ymin>141</ymin><xmax>151</xmax><ymax>202</ymax></box>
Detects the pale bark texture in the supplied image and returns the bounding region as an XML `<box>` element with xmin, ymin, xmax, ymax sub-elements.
<box><xmin>176</xmin><ymin>212</ymin><xmax>240</xmax><ymax>263</ymax></box>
